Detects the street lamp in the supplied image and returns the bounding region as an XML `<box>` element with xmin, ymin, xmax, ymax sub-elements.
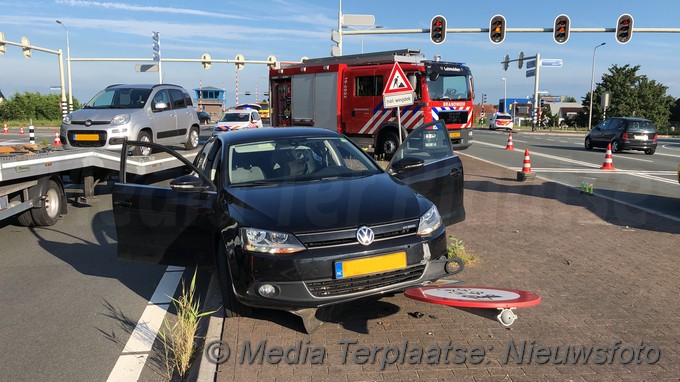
<box><xmin>588</xmin><ymin>42</ymin><xmax>606</xmax><ymax>129</ymax></box>
<box><xmin>342</xmin><ymin>25</ymin><xmax>383</xmax><ymax>53</ymax></box>
<box><xmin>501</xmin><ymin>77</ymin><xmax>507</xmax><ymax>113</ymax></box>
<box><xmin>56</xmin><ymin>20</ymin><xmax>73</xmax><ymax>112</ymax></box>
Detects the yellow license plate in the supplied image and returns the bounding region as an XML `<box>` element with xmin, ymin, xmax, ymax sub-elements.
<box><xmin>73</xmin><ymin>134</ymin><xmax>100</xmax><ymax>141</ymax></box>
<box><xmin>335</xmin><ymin>252</ymin><xmax>406</xmax><ymax>278</ymax></box>
<box><xmin>449</xmin><ymin>132</ymin><xmax>461</xmax><ymax>138</ymax></box>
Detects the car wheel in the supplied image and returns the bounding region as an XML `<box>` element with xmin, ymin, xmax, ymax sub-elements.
<box><xmin>611</xmin><ymin>141</ymin><xmax>620</xmax><ymax>153</ymax></box>
<box><xmin>132</xmin><ymin>131</ymin><xmax>152</xmax><ymax>156</ymax></box>
<box><xmin>644</xmin><ymin>148</ymin><xmax>655</xmax><ymax>155</ymax></box>
<box><xmin>30</xmin><ymin>180</ymin><xmax>63</xmax><ymax>226</ymax></box>
<box><xmin>584</xmin><ymin>137</ymin><xmax>593</xmax><ymax>150</ymax></box>
<box><xmin>380</xmin><ymin>131</ymin><xmax>400</xmax><ymax>160</ymax></box>
<box><xmin>184</xmin><ymin>126</ymin><xmax>199</xmax><ymax>150</ymax></box>
<box><xmin>215</xmin><ymin>242</ymin><xmax>250</xmax><ymax>318</ymax></box>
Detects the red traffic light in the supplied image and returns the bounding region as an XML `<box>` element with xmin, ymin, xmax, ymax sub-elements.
<box><xmin>616</xmin><ymin>14</ymin><xmax>634</xmax><ymax>44</ymax></box>
<box><xmin>430</xmin><ymin>15</ymin><xmax>447</xmax><ymax>45</ymax></box>
<box><xmin>489</xmin><ymin>15</ymin><xmax>506</xmax><ymax>44</ymax></box>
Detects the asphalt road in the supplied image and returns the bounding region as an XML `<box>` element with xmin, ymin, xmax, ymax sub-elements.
<box><xmin>465</xmin><ymin>129</ymin><xmax>680</xmax><ymax>221</ymax></box>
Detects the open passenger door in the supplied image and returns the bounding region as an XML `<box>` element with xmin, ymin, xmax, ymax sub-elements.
<box><xmin>386</xmin><ymin>120</ymin><xmax>465</xmax><ymax>226</ymax></box>
<box><xmin>112</xmin><ymin>140</ymin><xmax>218</xmax><ymax>266</ymax></box>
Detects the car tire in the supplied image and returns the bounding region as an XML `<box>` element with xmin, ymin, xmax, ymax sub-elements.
<box><xmin>584</xmin><ymin>137</ymin><xmax>593</xmax><ymax>150</ymax></box>
<box><xmin>184</xmin><ymin>126</ymin><xmax>199</xmax><ymax>150</ymax></box>
<box><xmin>380</xmin><ymin>131</ymin><xmax>400</xmax><ymax>160</ymax></box>
<box><xmin>29</xmin><ymin>180</ymin><xmax>63</xmax><ymax>226</ymax></box>
<box><xmin>215</xmin><ymin>242</ymin><xmax>250</xmax><ymax>318</ymax></box>
<box><xmin>132</xmin><ymin>131</ymin><xmax>152</xmax><ymax>156</ymax></box>
<box><xmin>644</xmin><ymin>148</ymin><xmax>655</xmax><ymax>155</ymax></box>
<box><xmin>611</xmin><ymin>141</ymin><xmax>620</xmax><ymax>153</ymax></box>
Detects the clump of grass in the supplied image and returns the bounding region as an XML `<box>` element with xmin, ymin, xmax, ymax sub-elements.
<box><xmin>159</xmin><ymin>269</ymin><xmax>216</xmax><ymax>380</ymax></box>
<box><xmin>447</xmin><ymin>235</ymin><xmax>477</xmax><ymax>265</ymax></box>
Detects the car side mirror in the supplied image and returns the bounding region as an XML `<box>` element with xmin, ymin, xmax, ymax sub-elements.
<box><xmin>390</xmin><ymin>157</ymin><xmax>424</xmax><ymax>173</ymax></box>
<box><xmin>154</xmin><ymin>102</ymin><xmax>169</xmax><ymax>111</ymax></box>
<box><xmin>429</xmin><ymin>72</ymin><xmax>440</xmax><ymax>81</ymax></box>
<box><xmin>170</xmin><ymin>174</ymin><xmax>210</xmax><ymax>192</ymax></box>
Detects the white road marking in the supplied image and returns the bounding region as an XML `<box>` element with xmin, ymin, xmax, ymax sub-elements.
<box><xmin>612</xmin><ymin>156</ymin><xmax>654</xmax><ymax>163</ymax></box>
<box><xmin>107</xmin><ymin>266</ymin><xmax>185</xmax><ymax>382</ymax></box>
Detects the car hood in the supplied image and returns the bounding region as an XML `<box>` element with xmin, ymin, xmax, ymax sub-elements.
<box><xmin>214</xmin><ymin>121</ymin><xmax>255</xmax><ymax>131</ymax></box>
<box><xmin>67</xmin><ymin>108</ymin><xmax>145</xmax><ymax>122</ymax></box>
<box><xmin>225</xmin><ymin>173</ymin><xmax>429</xmax><ymax>233</ymax></box>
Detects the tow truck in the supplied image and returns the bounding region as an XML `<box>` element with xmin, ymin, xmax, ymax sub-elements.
<box><xmin>0</xmin><ymin>144</ymin><xmax>197</xmax><ymax>226</ymax></box>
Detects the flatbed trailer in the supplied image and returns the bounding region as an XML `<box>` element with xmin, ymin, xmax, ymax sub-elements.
<box><xmin>0</xmin><ymin>146</ymin><xmax>198</xmax><ymax>226</ymax></box>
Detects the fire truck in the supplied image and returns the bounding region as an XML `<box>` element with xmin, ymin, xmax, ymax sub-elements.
<box><xmin>269</xmin><ymin>49</ymin><xmax>474</xmax><ymax>157</ymax></box>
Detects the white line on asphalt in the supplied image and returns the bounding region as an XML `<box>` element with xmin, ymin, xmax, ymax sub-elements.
<box><xmin>612</xmin><ymin>156</ymin><xmax>654</xmax><ymax>163</ymax></box>
<box><xmin>474</xmin><ymin>140</ymin><xmax>602</xmax><ymax>168</ymax></box>
<box><xmin>107</xmin><ymin>266</ymin><xmax>185</xmax><ymax>382</ymax></box>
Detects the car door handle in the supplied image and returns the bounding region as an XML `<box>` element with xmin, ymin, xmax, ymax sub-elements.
<box><xmin>113</xmin><ymin>201</ymin><xmax>133</xmax><ymax>208</ymax></box>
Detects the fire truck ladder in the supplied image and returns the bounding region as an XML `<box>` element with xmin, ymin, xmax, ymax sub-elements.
<box><xmin>288</xmin><ymin>49</ymin><xmax>425</xmax><ymax>67</ymax></box>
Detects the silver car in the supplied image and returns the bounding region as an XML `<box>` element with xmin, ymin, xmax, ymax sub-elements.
<box><xmin>61</xmin><ymin>84</ymin><xmax>201</xmax><ymax>156</ymax></box>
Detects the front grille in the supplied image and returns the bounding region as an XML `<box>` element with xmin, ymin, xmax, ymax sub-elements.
<box><xmin>438</xmin><ymin>110</ymin><xmax>468</xmax><ymax>125</ymax></box>
<box><xmin>67</xmin><ymin>130</ymin><xmax>107</xmax><ymax>147</ymax></box>
<box><xmin>305</xmin><ymin>264</ymin><xmax>425</xmax><ymax>297</ymax></box>
<box><xmin>297</xmin><ymin>219</ymin><xmax>419</xmax><ymax>249</ymax></box>
<box><xmin>71</xmin><ymin>121</ymin><xmax>110</xmax><ymax>126</ymax></box>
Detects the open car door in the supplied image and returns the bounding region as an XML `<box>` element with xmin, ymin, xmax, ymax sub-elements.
<box><xmin>386</xmin><ymin>120</ymin><xmax>465</xmax><ymax>226</ymax></box>
<box><xmin>112</xmin><ymin>140</ymin><xmax>218</xmax><ymax>266</ymax></box>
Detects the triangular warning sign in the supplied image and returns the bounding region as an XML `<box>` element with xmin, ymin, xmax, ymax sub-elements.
<box><xmin>383</xmin><ymin>62</ymin><xmax>414</xmax><ymax>95</ymax></box>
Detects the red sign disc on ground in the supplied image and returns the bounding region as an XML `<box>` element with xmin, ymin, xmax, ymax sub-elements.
<box><xmin>404</xmin><ymin>286</ymin><xmax>541</xmax><ymax>309</ymax></box>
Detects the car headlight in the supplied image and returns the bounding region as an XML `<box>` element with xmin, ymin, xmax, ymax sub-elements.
<box><xmin>417</xmin><ymin>204</ymin><xmax>442</xmax><ymax>236</ymax></box>
<box><xmin>242</xmin><ymin>228</ymin><xmax>305</xmax><ymax>254</ymax></box>
<box><xmin>110</xmin><ymin>114</ymin><xmax>130</xmax><ymax>126</ymax></box>
<box><xmin>63</xmin><ymin>114</ymin><xmax>72</xmax><ymax>125</ymax></box>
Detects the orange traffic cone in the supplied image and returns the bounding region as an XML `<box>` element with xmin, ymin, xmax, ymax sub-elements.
<box><xmin>20</xmin><ymin>127</ymin><xmax>25</xmax><ymax>135</ymax></box>
<box><xmin>516</xmin><ymin>148</ymin><xmax>536</xmax><ymax>181</ymax></box>
<box><xmin>600</xmin><ymin>143</ymin><xmax>616</xmax><ymax>170</ymax></box>
<box><xmin>505</xmin><ymin>131</ymin><xmax>515</xmax><ymax>150</ymax></box>
<box><xmin>53</xmin><ymin>130</ymin><xmax>62</xmax><ymax>147</ymax></box>
<box><xmin>2</xmin><ymin>123</ymin><xmax>8</xmax><ymax>134</ymax></box>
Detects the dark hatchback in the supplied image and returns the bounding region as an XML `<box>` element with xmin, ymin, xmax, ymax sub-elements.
<box><xmin>112</xmin><ymin>122</ymin><xmax>465</xmax><ymax>331</ymax></box>
<box><xmin>585</xmin><ymin>117</ymin><xmax>658</xmax><ymax>155</ymax></box>
<box><xmin>196</xmin><ymin>111</ymin><xmax>211</xmax><ymax>124</ymax></box>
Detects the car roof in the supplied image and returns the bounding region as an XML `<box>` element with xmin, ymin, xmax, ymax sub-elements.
<box><xmin>215</xmin><ymin>127</ymin><xmax>340</xmax><ymax>145</ymax></box>
<box><xmin>613</xmin><ymin>117</ymin><xmax>652</xmax><ymax>122</ymax></box>
<box><xmin>105</xmin><ymin>83</ymin><xmax>185</xmax><ymax>90</ymax></box>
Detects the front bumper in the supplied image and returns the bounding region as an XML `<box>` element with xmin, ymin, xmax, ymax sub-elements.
<box><xmin>448</xmin><ymin>128</ymin><xmax>473</xmax><ymax>150</ymax></box>
<box><xmin>228</xmin><ymin>227</ymin><xmax>457</xmax><ymax>311</ymax></box>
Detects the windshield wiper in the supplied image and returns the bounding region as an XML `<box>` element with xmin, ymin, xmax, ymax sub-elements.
<box><xmin>231</xmin><ymin>181</ymin><xmax>272</xmax><ymax>187</ymax></box>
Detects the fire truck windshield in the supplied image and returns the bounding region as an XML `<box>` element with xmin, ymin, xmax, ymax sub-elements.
<box><xmin>426</xmin><ymin>74</ymin><xmax>470</xmax><ymax>101</ymax></box>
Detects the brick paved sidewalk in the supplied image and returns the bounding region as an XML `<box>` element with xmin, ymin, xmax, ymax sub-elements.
<box><xmin>212</xmin><ymin>155</ymin><xmax>680</xmax><ymax>382</ymax></box>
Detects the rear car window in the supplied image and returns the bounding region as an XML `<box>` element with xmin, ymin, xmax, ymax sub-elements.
<box><xmin>496</xmin><ymin>115</ymin><xmax>512</xmax><ymax>120</ymax></box>
<box><xmin>626</xmin><ymin>120</ymin><xmax>656</xmax><ymax>133</ymax></box>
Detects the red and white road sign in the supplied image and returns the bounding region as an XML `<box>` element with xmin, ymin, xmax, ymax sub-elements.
<box><xmin>383</xmin><ymin>62</ymin><xmax>414</xmax><ymax>95</ymax></box>
<box><xmin>404</xmin><ymin>286</ymin><xmax>541</xmax><ymax>309</ymax></box>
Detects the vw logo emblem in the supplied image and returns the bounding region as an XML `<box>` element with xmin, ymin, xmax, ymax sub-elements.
<box><xmin>356</xmin><ymin>226</ymin><xmax>374</xmax><ymax>246</ymax></box>
<box><xmin>85</xmin><ymin>120</ymin><xmax>92</xmax><ymax>127</ymax></box>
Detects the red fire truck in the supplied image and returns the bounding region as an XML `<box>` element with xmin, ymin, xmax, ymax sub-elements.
<box><xmin>269</xmin><ymin>49</ymin><xmax>474</xmax><ymax>157</ymax></box>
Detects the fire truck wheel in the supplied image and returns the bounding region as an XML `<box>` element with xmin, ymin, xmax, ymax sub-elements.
<box><xmin>381</xmin><ymin>131</ymin><xmax>400</xmax><ymax>159</ymax></box>
<box><xmin>16</xmin><ymin>210</ymin><xmax>35</xmax><ymax>227</ymax></box>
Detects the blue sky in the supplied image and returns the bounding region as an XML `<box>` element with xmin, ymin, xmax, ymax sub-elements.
<box><xmin>1</xmin><ymin>1</ymin><xmax>679</xmax><ymax>108</ymax></box>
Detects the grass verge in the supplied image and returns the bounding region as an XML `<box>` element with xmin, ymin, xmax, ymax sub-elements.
<box><xmin>447</xmin><ymin>235</ymin><xmax>477</xmax><ymax>265</ymax></box>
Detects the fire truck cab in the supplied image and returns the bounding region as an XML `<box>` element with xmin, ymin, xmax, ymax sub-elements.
<box><xmin>269</xmin><ymin>49</ymin><xmax>474</xmax><ymax>158</ymax></box>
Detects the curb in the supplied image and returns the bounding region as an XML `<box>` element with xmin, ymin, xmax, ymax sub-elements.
<box><xmin>194</xmin><ymin>272</ymin><xmax>224</xmax><ymax>382</ymax></box>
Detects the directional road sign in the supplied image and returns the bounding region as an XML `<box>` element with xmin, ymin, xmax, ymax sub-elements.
<box><xmin>541</xmin><ymin>59</ymin><xmax>563</xmax><ymax>67</ymax></box>
<box><xmin>526</xmin><ymin>69</ymin><xmax>536</xmax><ymax>78</ymax></box>
<box><xmin>526</xmin><ymin>60</ymin><xmax>536</xmax><ymax>69</ymax></box>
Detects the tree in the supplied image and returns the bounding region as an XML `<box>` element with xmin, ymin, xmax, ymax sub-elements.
<box><xmin>0</xmin><ymin>91</ymin><xmax>80</xmax><ymax>122</ymax></box>
<box><xmin>576</xmin><ymin>64</ymin><xmax>675</xmax><ymax>130</ymax></box>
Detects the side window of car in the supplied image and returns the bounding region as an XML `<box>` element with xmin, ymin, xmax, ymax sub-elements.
<box><xmin>151</xmin><ymin>89</ymin><xmax>170</xmax><ymax>111</ymax></box>
<box><xmin>183</xmin><ymin>91</ymin><xmax>194</xmax><ymax>107</ymax></box>
<box><xmin>252</xmin><ymin>111</ymin><xmax>260</xmax><ymax>121</ymax></box>
<box><xmin>598</xmin><ymin>119</ymin><xmax>610</xmax><ymax>130</ymax></box>
<box><xmin>169</xmin><ymin>89</ymin><xmax>186</xmax><ymax>110</ymax></box>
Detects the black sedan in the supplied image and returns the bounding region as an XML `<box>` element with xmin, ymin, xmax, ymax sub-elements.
<box><xmin>112</xmin><ymin>122</ymin><xmax>465</xmax><ymax>332</ymax></box>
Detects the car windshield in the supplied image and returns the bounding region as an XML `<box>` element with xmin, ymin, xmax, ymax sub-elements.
<box><xmin>228</xmin><ymin>136</ymin><xmax>382</xmax><ymax>186</ymax></box>
<box><xmin>220</xmin><ymin>113</ymin><xmax>250</xmax><ymax>122</ymax></box>
<box><xmin>84</xmin><ymin>88</ymin><xmax>152</xmax><ymax>109</ymax></box>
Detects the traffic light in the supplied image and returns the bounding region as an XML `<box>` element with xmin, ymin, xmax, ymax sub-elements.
<box><xmin>152</xmin><ymin>31</ymin><xmax>160</xmax><ymax>61</ymax></box>
<box><xmin>482</xmin><ymin>93</ymin><xmax>487</xmax><ymax>104</ymax></box>
<box><xmin>0</xmin><ymin>32</ymin><xmax>5</xmax><ymax>55</ymax></box>
<box><xmin>489</xmin><ymin>15</ymin><xmax>506</xmax><ymax>44</ymax></box>
<box><xmin>21</xmin><ymin>36</ymin><xmax>31</xmax><ymax>58</ymax></box>
<box><xmin>553</xmin><ymin>14</ymin><xmax>571</xmax><ymax>44</ymax></box>
<box><xmin>616</xmin><ymin>14</ymin><xmax>634</xmax><ymax>44</ymax></box>
<box><xmin>201</xmin><ymin>53</ymin><xmax>211</xmax><ymax>70</ymax></box>
<box><xmin>430</xmin><ymin>15</ymin><xmax>447</xmax><ymax>44</ymax></box>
